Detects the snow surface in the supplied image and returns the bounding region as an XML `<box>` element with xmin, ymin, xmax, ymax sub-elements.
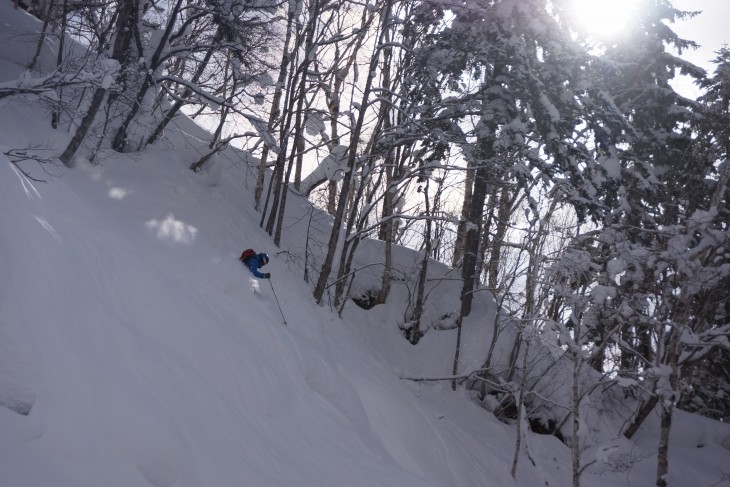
<box><xmin>1</xmin><ymin>3</ymin><xmax>729</xmax><ymax>487</ymax></box>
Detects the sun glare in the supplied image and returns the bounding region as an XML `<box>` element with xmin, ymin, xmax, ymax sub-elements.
<box><xmin>569</xmin><ymin>0</ymin><xmax>640</xmax><ymax>40</ymax></box>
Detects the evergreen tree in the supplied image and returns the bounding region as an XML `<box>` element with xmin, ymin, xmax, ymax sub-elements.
<box><xmin>549</xmin><ymin>3</ymin><xmax>729</xmax><ymax>485</ymax></box>
<box><xmin>401</xmin><ymin>0</ymin><xmax>607</xmax><ymax>366</ymax></box>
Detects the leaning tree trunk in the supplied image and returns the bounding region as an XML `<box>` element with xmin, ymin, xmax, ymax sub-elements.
<box><xmin>146</xmin><ymin>34</ymin><xmax>219</xmax><ymax>146</ymax></box>
<box><xmin>28</xmin><ymin>0</ymin><xmax>54</xmax><ymax>72</ymax></box>
<box><xmin>624</xmin><ymin>391</ymin><xmax>658</xmax><ymax>440</ymax></box>
<box><xmin>59</xmin><ymin>0</ymin><xmax>137</xmax><ymax>165</ymax></box>
<box><xmin>59</xmin><ymin>88</ymin><xmax>107</xmax><ymax>165</ymax></box>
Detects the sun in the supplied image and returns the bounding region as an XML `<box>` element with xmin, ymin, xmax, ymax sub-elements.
<box><xmin>568</xmin><ymin>0</ymin><xmax>641</xmax><ymax>40</ymax></box>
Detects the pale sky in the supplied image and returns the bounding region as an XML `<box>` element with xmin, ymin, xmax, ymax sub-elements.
<box><xmin>568</xmin><ymin>0</ymin><xmax>724</xmax><ymax>97</ymax></box>
<box><xmin>673</xmin><ymin>0</ymin><xmax>729</xmax><ymax>68</ymax></box>
<box><xmin>671</xmin><ymin>0</ymin><xmax>730</xmax><ymax>97</ymax></box>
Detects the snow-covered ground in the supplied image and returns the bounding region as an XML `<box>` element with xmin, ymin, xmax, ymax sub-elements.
<box><xmin>1</xmin><ymin>4</ymin><xmax>729</xmax><ymax>486</ymax></box>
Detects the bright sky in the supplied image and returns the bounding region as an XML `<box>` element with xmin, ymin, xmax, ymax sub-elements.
<box><xmin>569</xmin><ymin>0</ymin><xmax>728</xmax><ymax>98</ymax></box>
<box><xmin>569</xmin><ymin>0</ymin><xmax>640</xmax><ymax>39</ymax></box>
<box><xmin>671</xmin><ymin>0</ymin><xmax>730</xmax><ymax>99</ymax></box>
<box><xmin>673</xmin><ymin>0</ymin><xmax>730</xmax><ymax>69</ymax></box>
<box><xmin>569</xmin><ymin>0</ymin><xmax>728</xmax><ymax>62</ymax></box>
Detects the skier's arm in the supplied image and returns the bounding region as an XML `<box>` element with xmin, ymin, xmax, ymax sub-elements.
<box><xmin>246</xmin><ymin>259</ymin><xmax>267</xmax><ymax>279</ymax></box>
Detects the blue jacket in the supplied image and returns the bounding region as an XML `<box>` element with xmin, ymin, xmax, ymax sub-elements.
<box><xmin>245</xmin><ymin>254</ymin><xmax>268</xmax><ymax>279</ymax></box>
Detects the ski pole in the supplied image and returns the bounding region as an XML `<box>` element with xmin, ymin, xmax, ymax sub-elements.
<box><xmin>269</xmin><ymin>279</ymin><xmax>287</xmax><ymax>325</ymax></box>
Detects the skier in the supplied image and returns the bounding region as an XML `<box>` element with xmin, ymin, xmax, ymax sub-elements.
<box><xmin>240</xmin><ymin>249</ymin><xmax>271</xmax><ymax>279</ymax></box>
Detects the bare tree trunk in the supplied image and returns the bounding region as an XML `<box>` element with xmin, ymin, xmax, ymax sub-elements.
<box><xmin>210</xmin><ymin>105</ymin><xmax>230</xmax><ymax>149</ymax></box>
<box><xmin>273</xmin><ymin>137</ymin><xmax>297</xmax><ymax>246</ymax></box>
<box><xmin>332</xmin><ymin>152</ymin><xmax>387</xmax><ymax>309</ymax></box>
<box><xmin>656</xmin><ymin>326</ymin><xmax>680</xmax><ymax>487</ymax></box>
<box><xmin>376</xmin><ymin>162</ymin><xmax>394</xmax><ymax>305</ymax></box>
<box><xmin>255</xmin><ymin>5</ymin><xmax>295</xmax><ymax>209</ymax></box>
<box><xmin>28</xmin><ymin>0</ymin><xmax>54</xmax><ymax>72</ymax></box>
<box><xmin>487</xmin><ymin>184</ymin><xmax>513</xmax><ymax>291</ymax></box>
<box><xmin>460</xmin><ymin>163</ymin><xmax>489</xmax><ymax>316</ymax></box>
<box><xmin>571</xmin><ymin>350</ymin><xmax>582</xmax><ymax>487</ymax></box>
<box><xmin>294</xmin><ymin>124</ymin><xmax>305</xmax><ymax>190</ymax></box>
<box><xmin>146</xmin><ymin>35</ymin><xmax>219</xmax><ymax>146</ymax></box>
<box><xmin>624</xmin><ymin>393</ymin><xmax>658</xmax><ymax>440</ymax></box>
<box><xmin>265</xmin><ymin>150</ymin><xmax>287</xmax><ymax>234</ymax></box>
<box><xmin>409</xmin><ymin>175</ymin><xmax>432</xmax><ymax>344</ymax></box>
<box><xmin>475</xmin><ymin>203</ymin><xmax>494</xmax><ymax>284</ymax></box>
<box><xmin>58</xmin><ymin>0</ymin><xmax>137</xmax><ymax>165</ymax></box>
<box><xmin>452</xmin><ymin>161</ymin><xmax>475</xmax><ymax>267</ymax></box>
<box><xmin>59</xmin><ymin>88</ymin><xmax>106</xmax><ymax>165</ymax></box>
<box><xmin>334</xmin><ymin>160</ymin><xmax>387</xmax><ymax>312</ymax></box>
<box><xmin>567</xmin><ymin>288</ymin><xmax>587</xmax><ymax>487</ymax></box>
<box><xmin>318</xmin><ymin>13</ymin><xmax>368</xmax><ymax>214</ymax></box>
<box><xmin>50</xmin><ymin>0</ymin><xmax>68</xmax><ymax>129</ymax></box>
<box><xmin>507</xmin><ymin>195</ymin><xmax>552</xmax><ymax>381</ymax></box>
<box><xmin>511</xmin><ymin>339</ymin><xmax>531</xmax><ymax>479</ymax></box>
<box><xmin>313</xmin><ymin>0</ymin><xmax>393</xmax><ymax>304</ymax></box>
<box><xmin>656</xmin><ymin>401</ymin><xmax>672</xmax><ymax>487</ymax></box>
<box><xmin>452</xmin><ymin>162</ymin><xmax>489</xmax><ymax>388</ymax></box>
<box><xmin>112</xmin><ymin>0</ymin><xmax>184</xmax><ymax>152</ymax></box>
<box><xmin>267</xmin><ymin>0</ymin><xmax>321</xmax><ymax>239</ymax></box>
<box><xmin>210</xmin><ymin>56</ymin><xmax>232</xmax><ymax>149</ymax></box>
<box><xmin>451</xmin><ymin>314</ymin><xmax>463</xmax><ymax>391</ymax></box>
<box><xmin>273</xmin><ymin>93</ymin><xmax>313</xmax><ymax>245</ymax></box>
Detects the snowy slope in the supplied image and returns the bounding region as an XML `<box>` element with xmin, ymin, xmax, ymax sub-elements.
<box><xmin>2</xmin><ymin>109</ymin><xmax>729</xmax><ymax>487</ymax></box>
<box><xmin>0</xmin><ymin>119</ymin><xmax>542</xmax><ymax>487</ymax></box>
<box><xmin>1</xmin><ymin>4</ymin><xmax>729</xmax><ymax>487</ymax></box>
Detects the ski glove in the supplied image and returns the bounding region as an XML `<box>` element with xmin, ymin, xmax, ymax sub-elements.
<box><xmin>264</xmin><ymin>273</ymin><xmax>271</xmax><ymax>279</ymax></box>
